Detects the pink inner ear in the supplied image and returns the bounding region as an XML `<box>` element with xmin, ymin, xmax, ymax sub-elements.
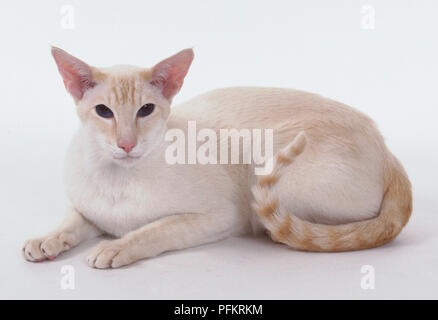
<box><xmin>51</xmin><ymin>47</ymin><xmax>95</xmax><ymax>100</ymax></box>
<box><xmin>150</xmin><ymin>48</ymin><xmax>194</xmax><ymax>100</ymax></box>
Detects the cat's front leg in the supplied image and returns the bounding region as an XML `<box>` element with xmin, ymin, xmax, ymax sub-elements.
<box><xmin>87</xmin><ymin>212</ymin><xmax>236</xmax><ymax>269</ymax></box>
<box><xmin>23</xmin><ymin>207</ymin><xmax>102</xmax><ymax>262</ymax></box>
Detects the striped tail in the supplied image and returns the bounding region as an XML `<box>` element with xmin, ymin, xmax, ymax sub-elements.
<box><xmin>252</xmin><ymin>131</ymin><xmax>412</xmax><ymax>252</ymax></box>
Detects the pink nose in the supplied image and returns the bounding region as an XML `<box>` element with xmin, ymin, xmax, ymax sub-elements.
<box><xmin>118</xmin><ymin>141</ymin><xmax>136</xmax><ymax>153</ymax></box>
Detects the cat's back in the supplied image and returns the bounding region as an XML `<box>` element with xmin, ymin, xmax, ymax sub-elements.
<box><xmin>173</xmin><ymin>87</ymin><xmax>376</xmax><ymax>133</ymax></box>
<box><xmin>174</xmin><ymin>87</ymin><xmax>306</xmax><ymax>125</ymax></box>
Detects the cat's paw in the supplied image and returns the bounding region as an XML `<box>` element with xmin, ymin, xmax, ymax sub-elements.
<box><xmin>87</xmin><ymin>239</ymin><xmax>136</xmax><ymax>269</ymax></box>
<box><xmin>22</xmin><ymin>233</ymin><xmax>74</xmax><ymax>262</ymax></box>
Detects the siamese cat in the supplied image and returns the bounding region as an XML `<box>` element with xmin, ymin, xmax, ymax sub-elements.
<box><xmin>22</xmin><ymin>47</ymin><xmax>412</xmax><ymax>268</ymax></box>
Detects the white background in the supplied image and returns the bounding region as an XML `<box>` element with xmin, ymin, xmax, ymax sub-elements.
<box><xmin>0</xmin><ymin>0</ymin><xmax>437</xmax><ymax>299</ymax></box>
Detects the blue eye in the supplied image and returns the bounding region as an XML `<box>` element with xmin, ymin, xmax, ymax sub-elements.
<box><xmin>95</xmin><ymin>104</ymin><xmax>113</xmax><ymax>118</ymax></box>
<box><xmin>137</xmin><ymin>103</ymin><xmax>155</xmax><ymax>118</ymax></box>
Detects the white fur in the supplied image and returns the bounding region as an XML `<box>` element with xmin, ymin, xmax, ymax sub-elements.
<box><xmin>24</xmin><ymin>75</ymin><xmax>389</xmax><ymax>267</ymax></box>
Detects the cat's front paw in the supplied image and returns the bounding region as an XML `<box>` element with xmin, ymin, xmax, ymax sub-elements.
<box><xmin>22</xmin><ymin>233</ymin><xmax>74</xmax><ymax>262</ymax></box>
<box><xmin>87</xmin><ymin>239</ymin><xmax>136</xmax><ymax>269</ymax></box>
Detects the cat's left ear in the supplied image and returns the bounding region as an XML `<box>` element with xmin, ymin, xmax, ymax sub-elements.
<box><xmin>150</xmin><ymin>48</ymin><xmax>194</xmax><ymax>100</ymax></box>
<box><xmin>51</xmin><ymin>46</ymin><xmax>96</xmax><ymax>101</ymax></box>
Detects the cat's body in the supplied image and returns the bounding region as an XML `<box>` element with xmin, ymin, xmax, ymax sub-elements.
<box><xmin>22</xmin><ymin>48</ymin><xmax>412</xmax><ymax>268</ymax></box>
<box><xmin>65</xmin><ymin>119</ymin><xmax>250</xmax><ymax>238</ymax></box>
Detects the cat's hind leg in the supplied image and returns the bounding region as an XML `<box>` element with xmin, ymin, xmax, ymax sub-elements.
<box><xmin>252</xmin><ymin>132</ymin><xmax>412</xmax><ymax>251</ymax></box>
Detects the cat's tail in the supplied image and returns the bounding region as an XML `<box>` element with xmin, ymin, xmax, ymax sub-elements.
<box><xmin>251</xmin><ymin>131</ymin><xmax>412</xmax><ymax>252</ymax></box>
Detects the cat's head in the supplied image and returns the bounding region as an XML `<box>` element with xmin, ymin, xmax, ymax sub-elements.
<box><xmin>51</xmin><ymin>47</ymin><xmax>193</xmax><ymax>166</ymax></box>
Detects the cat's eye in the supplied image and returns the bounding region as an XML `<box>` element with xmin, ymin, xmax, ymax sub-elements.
<box><xmin>137</xmin><ymin>103</ymin><xmax>155</xmax><ymax>118</ymax></box>
<box><xmin>95</xmin><ymin>104</ymin><xmax>114</xmax><ymax>118</ymax></box>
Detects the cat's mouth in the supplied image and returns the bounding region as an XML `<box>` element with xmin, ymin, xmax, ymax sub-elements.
<box><xmin>112</xmin><ymin>154</ymin><xmax>142</xmax><ymax>161</ymax></box>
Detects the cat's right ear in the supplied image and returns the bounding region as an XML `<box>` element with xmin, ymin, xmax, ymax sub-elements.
<box><xmin>51</xmin><ymin>47</ymin><xmax>96</xmax><ymax>101</ymax></box>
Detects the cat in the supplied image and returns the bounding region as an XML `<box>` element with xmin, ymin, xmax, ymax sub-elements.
<box><xmin>22</xmin><ymin>47</ymin><xmax>412</xmax><ymax>268</ymax></box>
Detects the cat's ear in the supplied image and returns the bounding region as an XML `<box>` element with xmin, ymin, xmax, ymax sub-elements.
<box><xmin>150</xmin><ymin>48</ymin><xmax>194</xmax><ymax>100</ymax></box>
<box><xmin>51</xmin><ymin>47</ymin><xmax>96</xmax><ymax>101</ymax></box>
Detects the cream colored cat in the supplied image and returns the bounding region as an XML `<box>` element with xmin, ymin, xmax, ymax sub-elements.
<box><xmin>22</xmin><ymin>47</ymin><xmax>412</xmax><ymax>268</ymax></box>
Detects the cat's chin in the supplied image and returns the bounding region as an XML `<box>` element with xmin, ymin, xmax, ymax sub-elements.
<box><xmin>111</xmin><ymin>155</ymin><xmax>143</xmax><ymax>167</ymax></box>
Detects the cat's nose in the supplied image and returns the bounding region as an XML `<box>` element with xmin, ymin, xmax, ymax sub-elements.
<box><xmin>118</xmin><ymin>141</ymin><xmax>137</xmax><ymax>153</ymax></box>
